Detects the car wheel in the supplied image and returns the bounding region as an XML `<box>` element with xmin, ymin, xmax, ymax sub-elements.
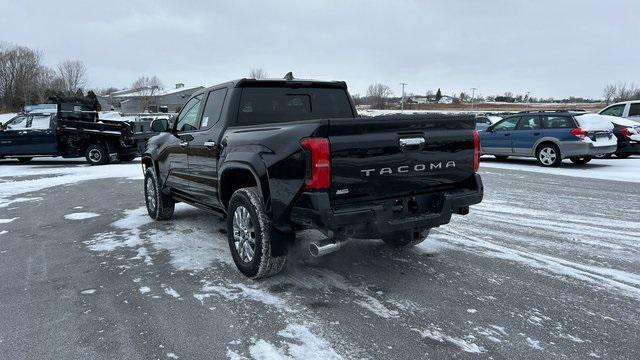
<box><xmin>382</xmin><ymin>228</ymin><xmax>430</xmax><ymax>248</ymax></box>
<box><xmin>85</xmin><ymin>144</ymin><xmax>109</xmax><ymax>165</ymax></box>
<box><xmin>144</xmin><ymin>167</ymin><xmax>175</xmax><ymax>220</ymax></box>
<box><xmin>119</xmin><ymin>154</ymin><xmax>136</xmax><ymax>162</ymax></box>
<box><xmin>614</xmin><ymin>153</ymin><xmax>631</xmax><ymax>159</ymax></box>
<box><xmin>570</xmin><ymin>156</ymin><xmax>592</xmax><ymax>165</ymax></box>
<box><xmin>17</xmin><ymin>157</ymin><xmax>33</xmax><ymax>163</ymax></box>
<box><xmin>494</xmin><ymin>155</ymin><xmax>509</xmax><ymax>161</ymax></box>
<box><xmin>536</xmin><ymin>144</ymin><xmax>562</xmax><ymax>167</ymax></box>
<box><xmin>227</xmin><ymin>187</ymin><xmax>286</xmax><ymax>279</ymax></box>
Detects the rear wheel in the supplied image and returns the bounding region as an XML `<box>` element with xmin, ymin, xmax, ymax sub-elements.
<box><xmin>119</xmin><ymin>154</ymin><xmax>136</xmax><ymax>162</ymax></box>
<box><xmin>536</xmin><ymin>144</ymin><xmax>562</xmax><ymax>167</ymax></box>
<box><xmin>144</xmin><ymin>167</ymin><xmax>174</xmax><ymax>220</ymax></box>
<box><xmin>382</xmin><ymin>229</ymin><xmax>430</xmax><ymax>248</ymax></box>
<box><xmin>494</xmin><ymin>155</ymin><xmax>509</xmax><ymax>161</ymax></box>
<box><xmin>227</xmin><ymin>187</ymin><xmax>286</xmax><ymax>279</ymax></box>
<box><xmin>85</xmin><ymin>144</ymin><xmax>109</xmax><ymax>165</ymax></box>
<box><xmin>570</xmin><ymin>156</ymin><xmax>592</xmax><ymax>165</ymax></box>
<box><xmin>17</xmin><ymin>157</ymin><xmax>33</xmax><ymax>163</ymax></box>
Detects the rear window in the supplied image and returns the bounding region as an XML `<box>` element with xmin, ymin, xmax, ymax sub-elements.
<box><xmin>541</xmin><ymin>116</ymin><xmax>574</xmax><ymax>129</ymax></box>
<box><xmin>237</xmin><ymin>87</ymin><xmax>353</xmax><ymax>125</ymax></box>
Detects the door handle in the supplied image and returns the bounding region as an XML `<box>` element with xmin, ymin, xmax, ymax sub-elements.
<box><xmin>180</xmin><ymin>142</ymin><xmax>189</xmax><ymax>148</ymax></box>
<box><xmin>533</xmin><ymin>132</ymin><xmax>541</xmax><ymax>136</ymax></box>
<box><xmin>204</xmin><ymin>141</ymin><xmax>216</xmax><ymax>149</ymax></box>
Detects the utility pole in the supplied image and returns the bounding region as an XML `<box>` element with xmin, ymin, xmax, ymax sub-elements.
<box><xmin>526</xmin><ymin>91</ymin><xmax>531</xmax><ymax>110</ymax></box>
<box><xmin>400</xmin><ymin>83</ymin><xmax>407</xmax><ymax>113</ymax></box>
<box><xmin>471</xmin><ymin>87</ymin><xmax>477</xmax><ymax>111</ymax></box>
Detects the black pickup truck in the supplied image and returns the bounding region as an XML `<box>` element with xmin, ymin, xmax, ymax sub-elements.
<box><xmin>142</xmin><ymin>76</ymin><xmax>483</xmax><ymax>278</ymax></box>
<box><xmin>0</xmin><ymin>99</ymin><xmax>156</xmax><ymax>165</ymax></box>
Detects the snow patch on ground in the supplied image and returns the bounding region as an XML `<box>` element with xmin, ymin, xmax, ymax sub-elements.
<box><xmin>0</xmin><ymin>217</ymin><xmax>18</xmax><ymax>224</ymax></box>
<box><xmin>162</xmin><ymin>286</ymin><xmax>181</xmax><ymax>298</ymax></box>
<box><xmin>247</xmin><ymin>323</ymin><xmax>342</xmax><ymax>360</ymax></box>
<box><xmin>413</xmin><ymin>326</ymin><xmax>486</xmax><ymax>353</ymax></box>
<box><xmin>139</xmin><ymin>286</ymin><xmax>151</xmax><ymax>294</ymax></box>
<box><xmin>80</xmin><ymin>289</ymin><xmax>96</xmax><ymax>295</ymax></box>
<box><xmin>195</xmin><ymin>281</ymin><xmax>292</xmax><ymax>312</ymax></box>
<box><xmin>481</xmin><ymin>157</ymin><xmax>640</xmax><ymax>183</ymax></box>
<box><xmin>64</xmin><ymin>212</ymin><xmax>100</xmax><ymax>220</ymax></box>
<box><xmin>0</xmin><ymin>230</ymin><xmax>7</xmax><ymax>235</ymax></box>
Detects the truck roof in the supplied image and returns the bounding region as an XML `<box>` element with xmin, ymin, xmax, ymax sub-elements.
<box><xmin>203</xmin><ymin>77</ymin><xmax>348</xmax><ymax>92</ymax></box>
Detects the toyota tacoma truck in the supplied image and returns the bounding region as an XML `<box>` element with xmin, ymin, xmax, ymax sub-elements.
<box><xmin>141</xmin><ymin>75</ymin><xmax>483</xmax><ymax>279</ymax></box>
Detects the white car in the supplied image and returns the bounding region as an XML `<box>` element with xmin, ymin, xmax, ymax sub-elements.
<box><xmin>599</xmin><ymin>100</ymin><xmax>640</xmax><ymax>120</ymax></box>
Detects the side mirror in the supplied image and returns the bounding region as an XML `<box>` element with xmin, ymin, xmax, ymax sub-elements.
<box><xmin>151</xmin><ymin>118</ymin><xmax>169</xmax><ymax>132</ymax></box>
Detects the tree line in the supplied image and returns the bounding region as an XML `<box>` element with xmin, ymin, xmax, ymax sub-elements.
<box><xmin>0</xmin><ymin>43</ymin><xmax>89</xmax><ymax>112</ymax></box>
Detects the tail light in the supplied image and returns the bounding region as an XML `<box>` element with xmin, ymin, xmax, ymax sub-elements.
<box><xmin>472</xmin><ymin>129</ymin><xmax>480</xmax><ymax>173</ymax></box>
<box><xmin>300</xmin><ymin>138</ymin><xmax>331</xmax><ymax>190</ymax></box>
<box><xmin>620</xmin><ymin>127</ymin><xmax>634</xmax><ymax>138</ymax></box>
<box><xmin>570</xmin><ymin>128</ymin><xmax>588</xmax><ymax>139</ymax></box>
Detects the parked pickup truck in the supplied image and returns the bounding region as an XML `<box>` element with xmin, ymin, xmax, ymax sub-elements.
<box><xmin>0</xmin><ymin>98</ymin><xmax>155</xmax><ymax>165</ymax></box>
<box><xmin>142</xmin><ymin>76</ymin><xmax>483</xmax><ymax>278</ymax></box>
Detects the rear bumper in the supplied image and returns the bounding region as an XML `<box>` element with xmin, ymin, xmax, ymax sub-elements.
<box><xmin>290</xmin><ymin>174</ymin><xmax>483</xmax><ymax>238</ymax></box>
<box><xmin>560</xmin><ymin>142</ymin><xmax>617</xmax><ymax>158</ymax></box>
<box><xmin>617</xmin><ymin>141</ymin><xmax>640</xmax><ymax>155</ymax></box>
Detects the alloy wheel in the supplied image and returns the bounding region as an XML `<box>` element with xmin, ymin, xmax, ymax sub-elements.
<box><xmin>233</xmin><ymin>205</ymin><xmax>256</xmax><ymax>263</ymax></box>
<box><xmin>539</xmin><ymin>147</ymin><xmax>556</xmax><ymax>166</ymax></box>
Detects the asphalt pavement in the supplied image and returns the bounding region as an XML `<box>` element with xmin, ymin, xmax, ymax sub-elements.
<box><xmin>0</xmin><ymin>158</ymin><xmax>639</xmax><ymax>359</ymax></box>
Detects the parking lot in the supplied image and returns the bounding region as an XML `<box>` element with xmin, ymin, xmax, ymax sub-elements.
<box><xmin>1</xmin><ymin>156</ymin><xmax>639</xmax><ymax>359</ymax></box>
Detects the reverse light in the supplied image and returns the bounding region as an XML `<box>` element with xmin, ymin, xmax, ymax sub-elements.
<box><xmin>472</xmin><ymin>129</ymin><xmax>480</xmax><ymax>173</ymax></box>
<box><xmin>300</xmin><ymin>137</ymin><xmax>331</xmax><ymax>190</ymax></box>
<box><xmin>570</xmin><ymin>127</ymin><xmax>589</xmax><ymax>139</ymax></box>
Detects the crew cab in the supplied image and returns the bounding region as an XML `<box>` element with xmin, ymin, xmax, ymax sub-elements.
<box><xmin>141</xmin><ymin>76</ymin><xmax>483</xmax><ymax>278</ymax></box>
<box><xmin>0</xmin><ymin>99</ymin><xmax>150</xmax><ymax>165</ymax></box>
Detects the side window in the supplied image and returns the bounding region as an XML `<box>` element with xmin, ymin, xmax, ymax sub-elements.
<box><xmin>600</xmin><ymin>104</ymin><xmax>625</xmax><ymax>117</ymax></box>
<box><xmin>476</xmin><ymin>117</ymin><xmax>490</xmax><ymax>124</ymax></box>
<box><xmin>628</xmin><ymin>103</ymin><xmax>640</xmax><ymax>117</ymax></box>
<box><xmin>29</xmin><ymin>115</ymin><xmax>52</xmax><ymax>129</ymax></box>
<box><xmin>541</xmin><ymin>116</ymin><xmax>574</xmax><ymax>129</ymax></box>
<box><xmin>5</xmin><ymin>116</ymin><xmax>28</xmax><ymax>130</ymax></box>
<box><xmin>200</xmin><ymin>89</ymin><xmax>227</xmax><ymax>129</ymax></box>
<box><xmin>175</xmin><ymin>95</ymin><xmax>203</xmax><ymax>132</ymax></box>
<box><xmin>492</xmin><ymin>117</ymin><xmax>519</xmax><ymax>131</ymax></box>
<box><xmin>516</xmin><ymin>116</ymin><xmax>540</xmax><ymax>130</ymax></box>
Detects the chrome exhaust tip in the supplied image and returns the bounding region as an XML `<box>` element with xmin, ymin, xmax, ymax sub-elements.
<box><xmin>309</xmin><ymin>239</ymin><xmax>344</xmax><ymax>257</ymax></box>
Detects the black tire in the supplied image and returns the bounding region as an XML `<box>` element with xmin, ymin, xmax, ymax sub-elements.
<box><xmin>382</xmin><ymin>228</ymin><xmax>430</xmax><ymax>248</ymax></box>
<box><xmin>17</xmin><ymin>157</ymin><xmax>33</xmax><ymax>163</ymax></box>
<box><xmin>570</xmin><ymin>156</ymin><xmax>592</xmax><ymax>165</ymax></box>
<box><xmin>614</xmin><ymin>153</ymin><xmax>631</xmax><ymax>159</ymax></box>
<box><xmin>494</xmin><ymin>155</ymin><xmax>509</xmax><ymax>161</ymax></box>
<box><xmin>536</xmin><ymin>143</ymin><xmax>562</xmax><ymax>167</ymax></box>
<box><xmin>85</xmin><ymin>144</ymin><xmax>109</xmax><ymax>165</ymax></box>
<box><xmin>227</xmin><ymin>187</ymin><xmax>286</xmax><ymax>279</ymax></box>
<box><xmin>144</xmin><ymin>167</ymin><xmax>174</xmax><ymax>220</ymax></box>
<box><xmin>119</xmin><ymin>154</ymin><xmax>136</xmax><ymax>162</ymax></box>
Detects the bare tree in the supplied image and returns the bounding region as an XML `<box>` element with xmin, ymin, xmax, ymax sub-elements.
<box><xmin>0</xmin><ymin>44</ymin><xmax>48</xmax><ymax>111</ymax></box>
<box><xmin>131</xmin><ymin>76</ymin><xmax>164</xmax><ymax>111</ymax></box>
<box><xmin>367</xmin><ymin>83</ymin><xmax>392</xmax><ymax>109</ymax></box>
<box><xmin>56</xmin><ymin>59</ymin><xmax>87</xmax><ymax>95</ymax></box>
<box><xmin>603</xmin><ymin>84</ymin><xmax>616</xmax><ymax>105</ymax></box>
<box><xmin>249</xmin><ymin>68</ymin><xmax>268</xmax><ymax>79</ymax></box>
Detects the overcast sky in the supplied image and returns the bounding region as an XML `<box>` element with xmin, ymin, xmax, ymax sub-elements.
<box><xmin>2</xmin><ymin>0</ymin><xmax>638</xmax><ymax>99</ymax></box>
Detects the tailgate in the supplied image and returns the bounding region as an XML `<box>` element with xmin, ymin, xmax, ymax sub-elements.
<box><xmin>328</xmin><ymin>114</ymin><xmax>476</xmax><ymax>204</ymax></box>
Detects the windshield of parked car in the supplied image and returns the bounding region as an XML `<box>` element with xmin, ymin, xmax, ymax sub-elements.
<box><xmin>4</xmin><ymin>116</ymin><xmax>27</xmax><ymax>130</ymax></box>
<box><xmin>237</xmin><ymin>87</ymin><xmax>353</xmax><ymax>125</ymax></box>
